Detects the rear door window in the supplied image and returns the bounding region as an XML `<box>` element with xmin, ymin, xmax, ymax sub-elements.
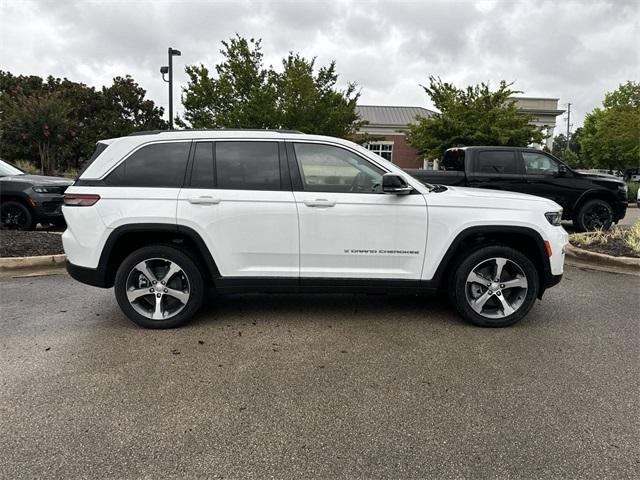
<box><xmin>215</xmin><ymin>141</ymin><xmax>281</xmax><ymax>191</ymax></box>
<box><xmin>105</xmin><ymin>142</ymin><xmax>191</xmax><ymax>187</ymax></box>
<box><xmin>474</xmin><ymin>151</ymin><xmax>519</xmax><ymax>174</ymax></box>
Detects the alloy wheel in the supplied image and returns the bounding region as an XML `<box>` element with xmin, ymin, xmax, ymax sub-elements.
<box><xmin>1</xmin><ymin>204</ymin><xmax>28</xmax><ymax>230</ymax></box>
<box><xmin>465</xmin><ymin>257</ymin><xmax>528</xmax><ymax>319</ymax></box>
<box><xmin>125</xmin><ymin>258</ymin><xmax>191</xmax><ymax>320</ymax></box>
<box><xmin>583</xmin><ymin>204</ymin><xmax>612</xmax><ymax>231</ymax></box>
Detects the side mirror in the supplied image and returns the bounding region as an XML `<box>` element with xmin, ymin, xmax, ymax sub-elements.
<box><xmin>382</xmin><ymin>173</ymin><xmax>413</xmax><ymax>195</ymax></box>
<box><xmin>558</xmin><ymin>165</ymin><xmax>567</xmax><ymax>176</ymax></box>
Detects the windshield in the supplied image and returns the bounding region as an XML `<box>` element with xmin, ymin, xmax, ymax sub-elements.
<box><xmin>0</xmin><ymin>159</ymin><xmax>25</xmax><ymax>176</ymax></box>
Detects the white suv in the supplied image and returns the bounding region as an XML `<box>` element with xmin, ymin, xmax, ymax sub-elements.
<box><xmin>62</xmin><ymin>130</ymin><xmax>568</xmax><ymax>329</ymax></box>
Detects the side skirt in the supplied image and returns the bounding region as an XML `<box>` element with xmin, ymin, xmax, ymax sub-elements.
<box><xmin>213</xmin><ymin>277</ymin><xmax>438</xmax><ymax>295</ymax></box>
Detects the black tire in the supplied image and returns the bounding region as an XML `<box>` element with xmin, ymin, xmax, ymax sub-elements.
<box><xmin>0</xmin><ymin>200</ymin><xmax>34</xmax><ymax>230</ymax></box>
<box><xmin>114</xmin><ymin>245</ymin><xmax>204</xmax><ymax>329</ymax></box>
<box><xmin>573</xmin><ymin>199</ymin><xmax>614</xmax><ymax>232</ymax></box>
<box><xmin>450</xmin><ymin>245</ymin><xmax>539</xmax><ymax>328</ymax></box>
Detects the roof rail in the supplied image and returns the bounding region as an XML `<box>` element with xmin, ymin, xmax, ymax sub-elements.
<box><xmin>127</xmin><ymin>128</ymin><xmax>303</xmax><ymax>136</ymax></box>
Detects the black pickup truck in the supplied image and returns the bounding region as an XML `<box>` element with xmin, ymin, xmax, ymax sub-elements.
<box><xmin>406</xmin><ymin>146</ymin><xmax>628</xmax><ymax>231</ymax></box>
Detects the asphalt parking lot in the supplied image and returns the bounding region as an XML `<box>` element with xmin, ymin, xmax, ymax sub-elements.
<box><xmin>1</xmin><ymin>265</ymin><xmax>638</xmax><ymax>479</ymax></box>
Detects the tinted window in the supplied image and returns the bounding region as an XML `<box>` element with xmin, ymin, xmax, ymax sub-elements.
<box><xmin>105</xmin><ymin>142</ymin><xmax>190</xmax><ymax>187</ymax></box>
<box><xmin>294</xmin><ymin>143</ymin><xmax>384</xmax><ymax>193</ymax></box>
<box><xmin>190</xmin><ymin>142</ymin><xmax>215</xmax><ymax>188</ymax></box>
<box><xmin>442</xmin><ymin>149</ymin><xmax>465</xmax><ymax>171</ymax></box>
<box><xmin>475</xmin><ymin>151</ymin><xmax>518</xmax><ymax>174</ymax></box>
<box><xmin>215</xmin><ymin>142</ymin><xmax>280</xmax><ymax>191</ymax></box>
<box><xmin>523</xmin><ymin>152</ymin><xmax>559</xmax><ymax>175</ymax></box>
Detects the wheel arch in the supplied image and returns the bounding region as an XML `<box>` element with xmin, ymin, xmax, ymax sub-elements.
<box><xmin>98</xmin><ymin>223</ymin><xmax>220</xmax><ymax>288</ymax></box>
<box><xmin>431</xmin><ymin>225</ymin><xmax>552</xmax><ymax>298</ymax></box>
<box><xmin>572</xmin><ymin>189</ymin><xmax>617</xmax><ymax>216</ymax></box>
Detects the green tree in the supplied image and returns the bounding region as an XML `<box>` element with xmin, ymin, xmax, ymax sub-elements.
<box><xmin>581</xmin><ymin>81</ymin><xmax>640</xmax><ymax>171</ymax></box>
<box><xmin>406</xmin><ymin>76</ymin><xmax>545</xmax><ymax>159</ymax></box>
<box><xmin>551</xmin><ymin>127</ymin><xmax>583</xmax><ymax>166</ymax></box>
<box><xmin>0</xmin><ymin>71</ymin><xmax>167</xmax><ymax>173</ymax></box>
<box><xmin>2</xmin><ymin>92</ymin><xmax>70</xmax><ymax>174</ymax></box>
<box><xmin>178</xmin><ymin>35</ymin><xmax>362</xmax><ymax>136</ymax></box>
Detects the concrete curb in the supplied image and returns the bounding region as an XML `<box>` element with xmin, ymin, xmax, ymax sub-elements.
<box><xmin>0</xmin><ymin>254</ymin><xmax>66</xmax><ymax>271</ymax></box>
<box><xmin>566</xmin><ymin>244</ymin><xmax>640</xmax><ymax>274</ymax></box>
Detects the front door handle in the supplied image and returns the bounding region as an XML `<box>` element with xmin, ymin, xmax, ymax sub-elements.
<box><xmin>188</xmin><ymin>196</ymin><xmax>221</xmax><ymax>205</ymax></box>
<box><xmin>304</xmin><ymin>199</ymin><xmax>336</xmax><ymax>208</ymax></box>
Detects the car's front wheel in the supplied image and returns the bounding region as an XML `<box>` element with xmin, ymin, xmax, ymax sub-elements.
<box><xmin>574</xmin><ymin>199</ymin><xmax>614</xmax><ymax>232</ymax></box>
<box><xmin>451</xmin><ymin>246</ymin><xmax>539</xmax><ymax>327</ymax></box>
<box><xmin>1</xmin><ymin>200</ymin><xmax>34</xmax><ymax>230</ymax></box>
<box><xmin>114</xmin><ymin>245</ymin><xmax>204</xmax><ymax>329</ymax></box>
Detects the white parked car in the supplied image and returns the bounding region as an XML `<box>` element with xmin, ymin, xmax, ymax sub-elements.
<box><xmin>62</xmin><ymin>130</ymin><xmax>568</xmax><ymax>328</ymax></box>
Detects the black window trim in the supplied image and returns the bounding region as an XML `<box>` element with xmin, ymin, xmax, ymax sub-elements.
<box><xmin>287</xmin><ymin>140</ymin><xmax>390</xmax><ymax>194</ymax></box>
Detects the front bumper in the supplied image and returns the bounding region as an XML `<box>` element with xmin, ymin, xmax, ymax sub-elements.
<box><xmin>613</xmin><ymin>200</ymin><xmax>628</xmax><ymax>222</ymax></box>
<box><xmin>31</xmin><ymin>193</ymin><xmax>65</xmax><ymax>220</ymax></box>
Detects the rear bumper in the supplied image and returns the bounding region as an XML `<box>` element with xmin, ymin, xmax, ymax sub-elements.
<box><xmin>66</xmin><ymin>260</ymin><xmax>109</xmax><ymax>288</ymax></box>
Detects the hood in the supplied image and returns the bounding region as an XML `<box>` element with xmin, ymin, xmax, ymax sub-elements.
<box><xmin>0</xmin><ymin>174</ymin><xmax>74</xmax><ymax>186</ymax></box>
<box><xmin>433</xmin><ymin>185</ymin><xmax>562</xmax><ymax>210</ymax></box>
<box><xmin>576</xmin><ymin>172</ymin><xmax>624</xmax><ymax>184</ymax></box>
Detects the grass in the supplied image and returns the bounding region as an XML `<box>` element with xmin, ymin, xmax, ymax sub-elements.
<box><xmin>570</xmin><ymin>223</ymin><xmax>640</xmax><ymax>257</ymax></box>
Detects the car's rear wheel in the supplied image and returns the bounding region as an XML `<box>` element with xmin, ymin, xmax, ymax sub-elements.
<box><xmin>114</xmin><ymin>245</ymin><xmax>204</xmax><ymax>329</ymax></box>
<box><xmin>1</xmin><ymin>200</ymin><xmax>34</xmax><ymax>230</ymax></box>
<box><xmin>574</xmin><ymin>199</ymin><xmax>613</xmax><ymax>232</ymax></box>
<box><xmin>451</xmin><ymin>246</ymin><xmax>539</xmax><ymax>327</ymax></box>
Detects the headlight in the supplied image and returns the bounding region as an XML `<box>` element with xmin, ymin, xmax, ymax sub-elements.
<box><xmin>545</xmin><ymin>211</ymin><xmax>563</xmax><ymax>226</ymax></box>
<box><xmin>33</xmin><ymin>186</ymin><xmax>60</xmax><ymax>193</ymax></box>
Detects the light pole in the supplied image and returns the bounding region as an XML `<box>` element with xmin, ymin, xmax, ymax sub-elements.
<box><xmin>160</xmin><ymin>47</ymin><xmax>181</xmax><ymax>129</ymax></box>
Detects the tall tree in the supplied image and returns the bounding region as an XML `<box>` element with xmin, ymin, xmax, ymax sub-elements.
<box><xmin>178</xmin><ymin>35</ymin><xmax>362</xmax><ymax>136</ymax></box>
<box><xmin>581</xmin><ymin>81</ymin><xmax>640</xmax><ymax>171</ymax></box>
<box><xmin>406</xmin><ymin>76</ymin><xmax>544</xmax><ymax>159</ymax></box>
<box><xmin>551</xmin><ymin>127</ymin><xmax>583</xmax><ymax>166</ymax></box>
<box><xmin>2</xmin><ymin>92</ymin><xmax>70</xmax><ymax>174</ymax></box>
<box><xmin>0</xmin><ymin>71</ymin><xmax>167</xmax><ymax>173</ymax></box>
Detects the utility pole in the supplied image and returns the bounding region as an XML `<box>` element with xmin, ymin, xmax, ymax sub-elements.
<box><xmin>160</xmin><ymin>47</ymin><xmax>181</xmax><ymax>129</ymax></box>
<box><xmin>565</xmin><ymin>102</ymin><xmax>571</xmax><ymax>152</ymax></box>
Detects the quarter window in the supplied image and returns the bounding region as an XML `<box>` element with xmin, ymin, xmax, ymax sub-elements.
<box><xmin>523</xmin><ymin>152</ymin><xmax>559</xmax><ymax>175</ymax></box>
<box><xmin>105</xmin><ymin>142</ymin><xmax>190</xmax><ymax>187</ymax></box>
<box><xmin>215</xmin><ymin>142</ymin><xmax>281</xmax><ymax>191</ymax></box>
<box><xmin>475</xmin><ymin>151</ymin><xmax>518</xmax><ymax>174</ymax></box>
<box><xmin>294</xmin><ymin>143</ymin><xmax>384</xmax><ymax>193</ymax></box>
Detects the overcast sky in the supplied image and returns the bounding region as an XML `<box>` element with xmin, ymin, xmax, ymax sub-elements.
<box><xmin>1</xmin><ymin>0</ymin><xmax>638</xmax><ymax>131</ymax></box>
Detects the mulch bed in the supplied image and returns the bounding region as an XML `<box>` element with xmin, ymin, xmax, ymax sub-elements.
<box><xmin>571</xmin><ymin>238</ymin><xmax>639</xmax><ymax>258</ymax></box>
<box><xmin>0</xmin><ymin>231</ymin><xmax>64</xmax><ymax>258</ymax></box>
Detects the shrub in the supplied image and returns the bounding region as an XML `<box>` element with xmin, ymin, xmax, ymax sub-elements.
<box><xmin>14</xmin><ymin>160</ymin><xmax>39</xmax><ymax>174</ymax></box>
<box><xmin>626</xmin><ymin>181</ymin><xmax>639</xmax><ymax>202</ymax></box>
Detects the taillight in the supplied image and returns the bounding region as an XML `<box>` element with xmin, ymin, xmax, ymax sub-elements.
<box><xmin>63</xmin><ymin>194</ymin><xmax>100</xmax><ymax>206</ymax></box>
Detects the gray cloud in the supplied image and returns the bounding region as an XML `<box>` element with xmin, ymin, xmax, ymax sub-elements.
<box><xmin>1</xmin><ymin>0</ymin><xmax>638</xmax><ymax>130</ymax></box>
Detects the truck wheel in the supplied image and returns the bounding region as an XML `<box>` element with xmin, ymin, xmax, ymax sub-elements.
<box><xmin>574</xmin><ymin>199</ymin><xmax>613</xmax><ymax>232</ymax></box>
<box><xmin>451</xmin><ymin>246</ymin><xmax>539</xmax><ymax>327</ymax></box>
<box><xmin>0</xmin><ymin>200</ymin><xmax>34</xmax><ymax>230</ymax></box>
<box><xmin>114</xmin><ymin>245</ymin><xmax>204</xmax><ymax>329</ymax></box>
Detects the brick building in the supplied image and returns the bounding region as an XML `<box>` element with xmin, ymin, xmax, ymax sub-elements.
<box><xmin>356</xmin><ymin>99</ymin><xmax>564</xmax><ymax>169</ymax></box>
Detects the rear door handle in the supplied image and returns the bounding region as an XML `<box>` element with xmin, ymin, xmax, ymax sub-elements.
<box><xmin>304</xmin><ymin>199</ymin><xmax>336</xmax><ymax>208</ymax></box>
<box><xmin>188</xmin><ymin>196</ymin><xmax>221</xmax><ymax>205</ymax></box>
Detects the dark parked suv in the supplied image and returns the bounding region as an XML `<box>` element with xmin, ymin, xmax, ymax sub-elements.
<box><xmin>0</xmin><ymin>159</ymin><xmax>72</xmax><ymax>230</ymax></box>
<box><xmin>407</xmin><ymin>146</ymin><xmax>629</xmax><ymax>231</ymax></box>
